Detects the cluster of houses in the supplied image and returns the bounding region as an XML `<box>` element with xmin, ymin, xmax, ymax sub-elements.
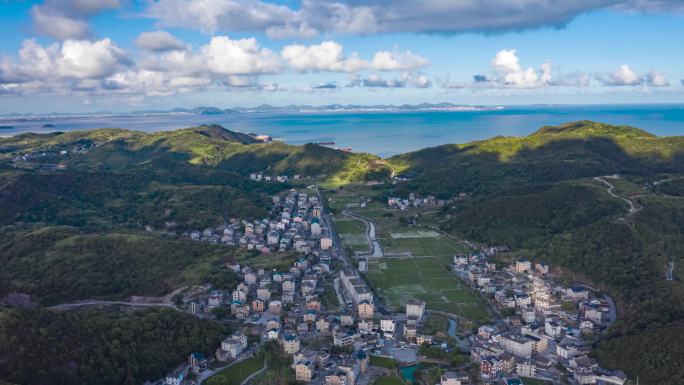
<box><xmin>168</xmin><ymin>248</ymin><xmax>462</xmax><ymax>385</ymax></box>
<box><xmin>156</xmin><ymin>185</ymin><xmax>631</xmax><ymax>385</ymax></box>
<box><xmin>182</xmin><ymin>189</ymin><xmax>333</xmax><ymax>255</ymax></box>
<box><xmin>249</xmin><ymin>173</ymin><xmax>312</xmax><ymax>183</ymax></box>
<box><xmin>455</xmin><ymin>256</ymin><xmax>627</xmax><ymax>385</ymax></box>
<box><xmin>8</xmin><ymin>141</ymin><xmax>94</xmax><ymax>170</ymax></box>
<box><xmin>387</xmin><ymin>192</ymin><xmax>467</xmax><ymax>211</ymax></box>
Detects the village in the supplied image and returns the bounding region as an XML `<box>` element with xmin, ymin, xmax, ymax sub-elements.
<box><xmin>180</xmin><ymin>187</ymin><xmax>332</xmax><ymax>254</ymax></box>
<box><xmin>151</xmin><ymin>186</ymin><xmax>628</xmax><ymax>385</ymax></box>
<box><xmin>459</xmin><ymin>254</ymin><xmax>627</xmax><ymax>385</ymax></box>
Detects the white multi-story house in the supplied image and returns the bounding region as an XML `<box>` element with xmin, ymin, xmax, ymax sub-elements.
<box><xmin>220</xmin><ymin>332</ymin><xmax>248</xmax><ymax>359</ymax></box>
<box><xmin>545</xmin><ymin>319</ymin><xmax>563</xmax><ymax>339</ymax></box>
<box><xmin>497</xmin><ymin>334</ymin><xmax>533</xmax><ymax>358</ymax></box>
<box><xmin>283</xmin><ymin>334</ymin><xmax>301</xmax><ymax>354</ymax></box>
<box><xmin>406</xmin><ymin>299</ymin><xmax>425</xmax><ymax>319</ymax></box>
<box><xmin>380</xmin><ymin>319</ymin><xmax>396</xmax><ymax>336</ymax></box>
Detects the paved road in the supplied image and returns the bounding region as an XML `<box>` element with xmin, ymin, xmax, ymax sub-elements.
<box><xmin>240</xmin><ymin>358</ymin><xmax>267</xmax><ymax>385</ymax></box>
<box><xmin>594</xmin><ymin>176</ymin><xmax>642</xmax><ymax>218</ymax></box>
<box><xmin>343</xmin><ymin>210</ymin><xmax>383</xmax><ymax>258</ymax></box>
<box><xmin>48</xmin><ymin>300</ymin><xmax>177</xmax><ymax>311</ymax></box>
<box><xmin>318</xmin><ymin>189</ymin><xmax>390</xmax><ymax>314</ymax></box>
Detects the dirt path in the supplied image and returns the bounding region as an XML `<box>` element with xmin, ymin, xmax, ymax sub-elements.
<box><xmin>46</xmin><ymin>286</ymin><xmax>204</xmax><ymax>311</ymax></box>
<box><xmin>653</xmin><ymin>176</ymin><xmax>684</xmax><ymax>186</ymax></box>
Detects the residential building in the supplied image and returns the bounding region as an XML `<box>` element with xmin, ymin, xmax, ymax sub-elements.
<box><xmin>498</xmin><ymin>334</ymin><xmax>533</xmax><ymax>358</ymax></box>
<box><xmin>515</xmin><ymin>260</ymin><xmax>532</xmax><ymax>273</ymax></box>
<box><xmin>283</xmin><ymin>334</ymin><xmax>301</xmax><ymax>355</ymax></box>
<box><xmin>294</xmin><ymin>360</ymin><xmax>315</xmax><ymax>382</ymax></box>
<box><xmin>406</xmin><ymin>299</ymin><xmax>425</xmax><ymax>319</ymax></box>
<box><xmin>380</xmin><ymin>319</ymin><xmax>396</xmax><ymax>337</ymax></box>
<box><xmin>516</xmin><ymin>360</ymin><xmax>536</xmax><ymax>377</ymax></box>
<box><xmin>357</xmin><ymin>300</ymin><xmax>374</xmax><ymax>319</ymax></box>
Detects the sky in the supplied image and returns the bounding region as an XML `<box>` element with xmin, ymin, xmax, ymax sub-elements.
<box><xmin>0</xmin><ymin>0</ymin><xmax>683</xmax><ymax>113</ymax></box>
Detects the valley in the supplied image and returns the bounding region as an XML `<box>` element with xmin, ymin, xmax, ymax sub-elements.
<box><xmin>0</xmin><ymin>121</ymin><xmax>682</xmax><ymax>385</ymax></box>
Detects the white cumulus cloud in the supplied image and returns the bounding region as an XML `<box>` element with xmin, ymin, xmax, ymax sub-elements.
<box><xmin>201</xmin><ymin>36</ymin><xmax>281</xmax><ymax>75</ymax></box>
<box><xmin>489</xmin><ymin>49</ymin><xmax>553</xmax><ymax>88</ymax></box>
<box><xmin>281</xmin><ymin>41</ymin><xmax>427</xmax><ymax>72</ymax></box>
<box><xmin>597</xmin><ymin>65</ymin><xmax>669</xmax><ymax>87</ymax></box>
<box><xmin>645</xmin><ymin>70</ymin><xmax>669</xmax><ymax>87</ymax></box>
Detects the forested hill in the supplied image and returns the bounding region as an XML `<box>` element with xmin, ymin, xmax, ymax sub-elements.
<box><xmin>388</xmin><ymin>120</ymin><xmax>684</xmax><ymax>197</ymax></box>
<box><xmin>0</xmin><ymin>124</ymin><xmax>390</xmax><ymax>180</ymax></box>
<box><xmin>389</xmin><ymin>121</ymin><xmax>684</xmax><ymax>385</ymax></box>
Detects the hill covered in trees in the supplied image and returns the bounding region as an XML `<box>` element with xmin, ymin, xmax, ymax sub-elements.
<box><xmin>388</xmin><ymin>120</ymin><xmax>684</xmax><ymax>197</ymax></box>
<box><xmin>392</xmin><ymin>122</ymin><xmax>684</xmax><ymax>385</ymax></box>
<box><xmin>0</xmin><ymin>226</ymin><xmax>295</xmax><ymax>306</ymax></box>
<box><xmin>0</xmin><ymin>307</ymin><xmax>230</xmax><ymax>385</ymax></box>
<box><xmin>0</xmin><ymin>124</ymin><xmax>390</xmax><ymax>180</ymax></box>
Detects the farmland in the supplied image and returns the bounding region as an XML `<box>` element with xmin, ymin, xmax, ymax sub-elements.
<box><xmin>333</xmin><ymin>216</ymin><xmax>371</xmax><ymax>253</ymax></box>
<box><xmin>343</xmin><ymin>196</ymin><xmax>489</xmax><ymax>323</ymax></box>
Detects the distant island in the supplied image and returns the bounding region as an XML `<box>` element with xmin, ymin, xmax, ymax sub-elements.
<box><xmin>0</xmin><ymin>103</ymin><xmax>502</xmax><ymax>119</ymax></box>
<box><xmin>0</xmin><ymin>125</ymin><xmax>14</xmax><ymax>130</ymax></box>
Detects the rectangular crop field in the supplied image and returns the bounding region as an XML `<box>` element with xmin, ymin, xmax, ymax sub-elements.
<box><xmin>333</xmin><ymin>216</ymin><xmax>370</xmax><ymax>253</ymax></box>
<box><xmin>365</xmin><ymin>255</ymin><xmax>489</xmax><ymax>322</ymax></box>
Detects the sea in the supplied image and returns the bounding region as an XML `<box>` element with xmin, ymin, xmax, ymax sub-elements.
<box><xmin>2</xmin><ymin>104</ymin><xmax>684</xmax><ymax>157</ymax></box>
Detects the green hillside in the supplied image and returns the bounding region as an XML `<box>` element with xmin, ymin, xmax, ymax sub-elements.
<box><xmin>0</xmin><ymin>124</ymin><xmax>390</xmax><ymax>180</ymax></box>
<box><xmin>0</xmin><ymin>307</ymin><xmax>230</xmax><ymax>385</ymax></box>
<box><xmin>395</xmin><ymin>122</ymin><xmax>684</xmax><ymax>385</ymax></box>
<box><xmin>0</xmin><ymin>226</ymin><xmax>295</xmax><ymax>305</ymax></box>
<box><xmin>389</xmin><ymin>120</ymin><xmax>684</xmax><ymax>197</ymax></box>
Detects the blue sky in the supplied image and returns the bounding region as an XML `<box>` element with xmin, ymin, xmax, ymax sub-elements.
<box><xmin>0</xmin><ymin>0</ymin><xmax>683</xmax><ymax>113</ymax></box>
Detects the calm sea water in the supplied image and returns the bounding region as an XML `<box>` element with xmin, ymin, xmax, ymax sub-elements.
<box><xmin>2</xmin><ymin>105</ymin><xmax>684</xmax><ymax>157</ymax></box>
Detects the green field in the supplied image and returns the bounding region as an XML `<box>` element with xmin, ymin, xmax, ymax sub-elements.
<box><xmin>333</xmin><ymin>216</ymin><xmax>371</xmax><ymax>253</ymax></box>
<box><xmin>373</xmin><ymin>377</ymin><xmax>406</xmax><ymax>385</ymax></box>
<box><xmin>422</xmin><ymin>314</ymin><xmax>449</xmax><ymax>336</ymax></box>
<box><xmin>369</xmin><ymin>355</ymin><xmax>399</xmax><ymax>369</ymax></box>
<box><xmin>326</xmin><ymin>187</ymin><xmax>488</xmax><ymax>323</ymax></box>
<box><xmin>206</xmin><ymin>355</ymin><xmax>264</xmax><ymax>385</ymax></box>
<box><xmin>366</xmin><ymin>256</ymin><xmax>489</xmax><ymax>321</ymax></box>
<box><xmin>355</xmin><ymin>205</ymin><xmax>487</xmax><ymax>323</ymax></box>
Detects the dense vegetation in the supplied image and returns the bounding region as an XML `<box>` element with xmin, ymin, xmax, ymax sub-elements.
<box><xmin>389</xmin><ymin>121</ymin><xmax>684</xmax><ymax>197</ymax></box>
<box><xmin>0</xmin><ymin>307</ymin><xmax>230</xmax><ymax>385</ymax></box>
<box><xmin>442</xmin><ymin>183</ymin><xmax>624</xmax><ymax>247</ymax></box>
<box><xmin>0</xmin><ymin>124</ymin><xmax>390</xmax><ymax>181</ymax></box>
<box><xmin>0</xmin><ymin>226</ymin><xmax>290</xmax><ymax>305</ymax></box>
<box><xmin>410</xmin><ymin>122</ymin><xmax>684</xmax><ymax>385</ymax></box>
<box><xmin>0</xmin><ymin>169</ymin><xmax>276</xmax><ymax>230</ymax></box>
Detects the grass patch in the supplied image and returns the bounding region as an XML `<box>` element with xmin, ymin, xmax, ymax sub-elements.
<box><xmin>369</xmin><ymin>355</ymin><xmax>399</xmax><ymax>369</ymax></box>
<box><xmin>373</xmin><ymin>377</ymin><xmax>405</xmax><ymax>385</ymax></box>
<box><xmin>422</xmin><ymin>314</ymin><xmax>449</xmax><ymax>336</ymax></box>
<box><xmin>206</xmin><ymin>355</ymin><xmax>264</xmax><ymax>385</ymax></box>
<box><xmin>521</xmin><ymin>377</ymin><xmax>552</xmax><ymax>385</ymax></box>
<box><xmin>334</xmin><ymin>216</ymin><xmax>371</xmax><ymax>253</ymax></box>
<box><xmin>365</xmin><ymin>256</ymin><xmax>489</xmax><ymax>323</ymax></box>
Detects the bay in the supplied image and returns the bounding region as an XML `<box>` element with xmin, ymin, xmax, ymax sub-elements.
<box><xmin>2</xmin><ymin>104</ymin><xmax>684</xmax><ymax>157</ymax></box>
